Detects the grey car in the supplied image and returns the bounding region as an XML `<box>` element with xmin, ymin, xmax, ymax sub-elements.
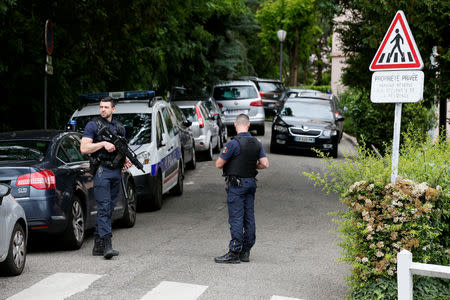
<box><xmin>0</xmin><ymin>183</ymin><xmax>27</xmax><ymax>276</ymax></box>
<box><xmin>212</xmin><ymin>80</ymin><xmax>266</xmax><ymax>135</ymax></box>
<box><xmin>178</xmin><ymin>100</ymin><xmax>221</xmax><ymax>161</ymax></box>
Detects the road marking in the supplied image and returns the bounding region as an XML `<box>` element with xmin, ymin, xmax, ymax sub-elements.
<box><xmin>140</xmin><ymin>281</ymin><xmax>208</xmax><ymax>300</ymax></box>
<box><xmin>7</xmin><ymin>272</ymin><xmax>102</xmax><ymax>300</ymax></box>
<box><xmin>271</xmin><ymin>296</ymin><xmax>305</xmax><ymax>300</ymax></box>
<box><xmin>185</xmin><ymin>181</ymin><xmax>195</xmax><ymax>185</ymax></box>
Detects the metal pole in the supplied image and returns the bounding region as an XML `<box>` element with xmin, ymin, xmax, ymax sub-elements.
<box><xmin>391</xmin><ymin>103</ymin><xmax>402</xmax><ymax>183</ymax></box>
<box><xmin>44</xmin><ymin>74</ymin><xmax>47</xmax><ymax>129</ymax></box>
<box><xmin>279</xmin><ymin>42</ymin><xmax>283</xmax><ymax>82</ymax></box>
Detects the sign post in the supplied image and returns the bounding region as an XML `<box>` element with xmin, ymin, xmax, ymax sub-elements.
<box><xmin>44</xmin><ymin>20</ymin><xmax>54</xmax><ymax>130</ymax></box>
<box><xmin>369</xmin><ymin>10</ymin><xmax>424</xmax><ymax>184</ymax></box>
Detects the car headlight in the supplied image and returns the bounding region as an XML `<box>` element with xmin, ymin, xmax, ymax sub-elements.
<box><xmin>322</xmin><ymin>130</ymin><xmax>337</xmax><ymax>137</ymax></box>
<box><xmin>274</xmin><ymin>124</ymin><xmax>289</xmax><ymax>133</ymax></box>
<box><xmin>136</xmin><ymin>151</ymin><xmax>150</xmax><ymax>165</ymax></box>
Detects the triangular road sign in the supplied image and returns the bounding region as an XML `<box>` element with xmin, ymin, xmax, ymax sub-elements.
<box><xmin>370</xmin><ymin>10</ymin><xmax>423</xmax><ymax>71</ymax></box>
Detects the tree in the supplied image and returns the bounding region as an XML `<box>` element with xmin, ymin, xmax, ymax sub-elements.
<box><xmin>256</xmin><ymin>0</ymin><xmax>317</xmax><ymax>86</ymax></box>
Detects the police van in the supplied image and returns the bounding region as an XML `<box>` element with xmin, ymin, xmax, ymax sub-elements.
<box><xmin>69</xmin><ymin>91</ymin><xmax>184</xmax><ymax>211</ymax></box>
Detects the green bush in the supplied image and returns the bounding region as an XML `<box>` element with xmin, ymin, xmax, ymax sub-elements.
<box><xmin>304</xmin><ymin>132</ymin><xmax>450</xmax><ymax>299</ymax></box>
<box><xmin>288</xmin><ymin>85</ymin><xmax>331</xmax><ymax>93</ymax></box>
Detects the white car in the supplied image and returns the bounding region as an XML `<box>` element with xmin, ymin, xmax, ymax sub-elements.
<box><xmin>177</xmin><ymin>100</ymin><xmax>221</xmax><ymax>161</ymax></box>
<box><xmin>0</xmin><ymin>183</ymin><xmax>27</xmax><ymax>276</ymax></box>
<box><xmin>212</xmin><ymin>80</ymin><xmax>266</xmax><ymax>135</ymax></box>
<box><xmin>69</xmin><ymin>91</ymin><xmax>184</xmax><ymax>211</ymax></box>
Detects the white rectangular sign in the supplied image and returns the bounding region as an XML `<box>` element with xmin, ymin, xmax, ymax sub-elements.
<box><xmin>371</xmin><ymin>70</ymin><xmax>424</xmax><ymax>103</ymax></box>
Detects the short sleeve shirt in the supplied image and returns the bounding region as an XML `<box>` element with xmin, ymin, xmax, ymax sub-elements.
<box><xmin>220</xmin><ymin>132</ymin><xmax>266</xmax><ymax>162</ymax></box>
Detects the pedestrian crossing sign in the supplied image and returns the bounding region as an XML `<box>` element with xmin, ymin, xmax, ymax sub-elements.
<box><xmin>369</xmin><ymin>10</ymin><xmax>423</xmax><ymax>71</ymax></box>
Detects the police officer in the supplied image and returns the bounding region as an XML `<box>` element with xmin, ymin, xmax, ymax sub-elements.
<box><xmin>215</xmin><ymin>114</ymin><xmax>269</xmax><ymax>263</ymax></box>
<box><xmin>80</xmin><ymin>96</ymin><xmax>131</xmax><ymax>259</ymax></box>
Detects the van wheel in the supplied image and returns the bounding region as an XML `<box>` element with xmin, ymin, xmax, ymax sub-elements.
<box><xmin>63</xmin><ymin>195</ymin><xmax>85</xmax><ymax>249</ymax></box>
<box><xmin>331</xmin><ymin>143</ymin><xmax>338</xmax><ymax>158</ymax></box>
<box><xmin>186</xmin><ymin>144</ymin><xmax>196</xmax><ymax>170</ymax></box>
<box><xmin>120</xmin><ymin>181</ymin><xmax>137</xmax><ymax>228</ymax></box>
<box><xmin>172</xmin><ymin>161</ymin><xmax>184</xmax><ymax>196</ymax></box>
<box><xmin>204</xmin><ymin>141</ymin><xmax>213</xmax><ymax>161</ymax></box>
<box><xmin>150</xmin><ymin>172</ymin><xmax>163</xmax><ymax>211</ymax></box>
<box><xmin>0</xmin><ymin>223</ymin><xmax>26</xmax><ymax>276</ymax></box>
<box><xmin>213</xmin><ymin>137</ymin><xmax>221</xmax><ymax>153</ymax></box>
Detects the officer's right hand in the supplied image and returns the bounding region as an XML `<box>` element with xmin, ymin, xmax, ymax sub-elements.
<box><xmin>103</xmin><ymin>141</ymin><xmax>116</xmax><ymax>152</ymax></box>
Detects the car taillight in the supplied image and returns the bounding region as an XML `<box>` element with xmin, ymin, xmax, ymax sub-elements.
<box><xmin>250</xmin><ymin>100</ymin><xmax>263</xmax><ymax>107</ymax></box>
<box><xmin>334</xmin><ymin>112</ymin><xmax>339</xmax><ymax>119</ymax></box>
<box><xmin>259</xmin><ymin>92</ymin><xmax>265</xmax><ymax>98</ymax></box>
<box><xmin>217</xmin><ymin>103</ymin><xmax>223</xmax><ymax>108</ymax></box>
<box><xmin>195</xmin><ymin>106</ymin><xmax>205</xmax><ymax>128</ymax></box>
<box><xmin>16</xmin><ymin>170</ymin><xmax>56</xmax><ymax>189</ymax></box>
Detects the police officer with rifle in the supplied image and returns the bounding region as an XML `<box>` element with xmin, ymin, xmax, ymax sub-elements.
<box><xmin>80</xmin><ymin>96</ymin><xmax>142</xmax><ymax>259</ymax></box>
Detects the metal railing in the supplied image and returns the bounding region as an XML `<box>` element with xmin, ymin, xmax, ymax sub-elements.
<box><xmin>397</xmin><ymin>249</ymin><xmax>450</xmax><ymax>300</ymax></box>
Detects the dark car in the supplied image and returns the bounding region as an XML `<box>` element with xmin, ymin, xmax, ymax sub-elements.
<box><xmin>270</xmin><ymin>98</ymin><xmax>344</xmax><ymax>158</ymax></box>
<box><xmin>286</xmin><ymin>88</ymin><xmax>344</xmax><ymax>141</ymax></box>
<box><xmin>240</xmin><ymin>76</ymin><xmax>286</xmax><ymax>115</ymax></box>
<box><xmin>168</xmin><ymin>102</ymin><xmax>197</xmax><ymax>170</ymax></box>
<box><xmin>202</xmin><ymin>98</ymin><xmax>228</xmax><ymax>147</ymax></box>
<box><xmin>0</xmin><ymin>130</ymin><xmax>136</xmax><ymax>249</ymax></box>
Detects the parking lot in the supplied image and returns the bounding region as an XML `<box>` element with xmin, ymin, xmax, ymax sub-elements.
<box><xmin>1</xmin><ymin>122</ymin><xmax>356</xmax><ymax>300</ymax></box>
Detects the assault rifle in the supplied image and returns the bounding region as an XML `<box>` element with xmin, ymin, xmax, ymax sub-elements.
<box><xmin>97</xmin><ymin>125</ymin><xmax>145</xmax><ymax>173</ymax></box>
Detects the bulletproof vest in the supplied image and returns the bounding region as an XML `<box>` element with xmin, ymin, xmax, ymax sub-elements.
<box><xmin>91</xmin><ymin>116</ymin><xmax>126</xmax><ymax>168</ymax></box>
<box><xmin>223</xmin><ymin>135</ymin><xmax>260</xmax><ymax>178</ymax></box>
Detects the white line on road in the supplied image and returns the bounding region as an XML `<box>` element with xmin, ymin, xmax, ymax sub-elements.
<box><xmin>185</xmin><ymin>181</ymin><xmax>195</xmax><ymax>185</ymax></box>
<box><xmin>7</xmin><ymin>272</ymin><xmax>102</xmax><ymax>300</ymax></box>
<box><xmin>271</xmin><ymin>296</ymin><xmax>305</xmax><ymax>300</ymax></box>
<box><xmin>140</xmin><ymin>281</ymin><xmax>208</xmax><ymax>300</ymax></box>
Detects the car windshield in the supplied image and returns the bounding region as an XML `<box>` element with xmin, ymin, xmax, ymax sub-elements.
<box><xmin>259</xmin><ymin>82</ymin><xmax>284</xmax><ymax>93</ymax></box>
<box><xmin>0</xmin><ymin>140</ymin><xmax>49</xmax><ymax>161</ymax></box>
<box><xmin>213</xmin><ymin>86</ymin><xmax>258</xmax><ymax>100</ymax></box>
<box><xmin>72</xmin><ymin>113</ymin><xmax>152</xmax><ymax>145</ymax></box>
<box><xmin>281</xmin><ymin>101</ymin><xmax>334</xmax><ymax>121</ymax></box>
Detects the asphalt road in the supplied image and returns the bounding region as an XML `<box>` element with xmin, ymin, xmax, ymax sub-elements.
<box><xmin>1</xmin><ymin>122</ymin><xmax>356</xmax><ymax>300</ymax></box>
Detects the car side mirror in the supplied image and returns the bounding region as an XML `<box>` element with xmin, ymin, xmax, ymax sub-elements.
<box><xmin>183</xmin><ymin>120</ymin><xmax>192</xmax><ymax>127</ymax></box>
<box><xmin>0</xmin><ymin>183</ymin><xmax>12</xmax><ymax>206</ymax></box>
<box><xmin>336</xmin><ymin>114</ymin><xmax>345</xmax><ymax>121</ymax></box>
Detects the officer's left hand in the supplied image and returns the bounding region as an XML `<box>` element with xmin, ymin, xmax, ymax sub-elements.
<box><xmin>123</xmin><ymin>158</ymin><xmax>132</xmax><ymax>170</ymax></box>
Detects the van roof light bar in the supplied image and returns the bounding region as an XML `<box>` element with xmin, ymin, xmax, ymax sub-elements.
<box><xmin>81</xmin><ymin>90</ymin><xmax>156</xmax><ymax>102</ymax></box>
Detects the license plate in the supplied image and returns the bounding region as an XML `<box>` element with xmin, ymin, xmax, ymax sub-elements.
<box><xmin>294</xmin><ymin>136</ymin><xmax>315</xmax><ymax>143</ymax></box>
<box><xmin>225</xmin><ymin>109</ymin><xmax>249</xmax><ymax>115</ymax></box>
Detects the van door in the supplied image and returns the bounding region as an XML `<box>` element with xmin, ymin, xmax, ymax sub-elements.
<box><xmin>161</xmin><ymin>107</ymin><xmax>180</xmax><ymax>192</ymax></box>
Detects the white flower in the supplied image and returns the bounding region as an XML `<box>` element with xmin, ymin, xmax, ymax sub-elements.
<box><xmin>362</xmin><ymin>257</ymin><xmax>369</xmax><ymax>263</ymax></box>
<box><xmin>376</xmin><ymin>250</ymin><xmax>384</xmax><ymax>257</ymax></box>
<box><xmin>387</xmin><ymin>269</ymin><xmax>394</xmax><ymax>276</ymax></box>
<box><xmin>366</xmin><ymin>225</ymin><xmax>374</xmax><ymax>232</ymax></box>
<box><xmin>367</xmin><ymin>234</ymin><xmax>373</xmax><ymax>240</ymax></box>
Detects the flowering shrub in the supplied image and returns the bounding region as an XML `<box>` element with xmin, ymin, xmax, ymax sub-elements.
<box><xmin>304</xmin><ymin>133</ymin><xmax>449</xmax><ymax>299</ymax></box>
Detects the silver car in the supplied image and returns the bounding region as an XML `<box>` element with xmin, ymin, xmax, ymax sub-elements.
<box><xmin>212</xmin><ymin>80</ymin><xmax>266</xmax><ymax>135</ymax></box>
<box><xmin>0</xmin><ymin>183</ymin><xmax>27</xmax><ymax>276</ymax></box>
<box><xmin>178</xmin><ymin>100</ymin><xmax>220</xmax><ymax>161</ymax></box>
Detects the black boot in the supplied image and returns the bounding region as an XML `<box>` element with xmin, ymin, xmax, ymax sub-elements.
<box><xmin>214</xmin><ymin>251</ymin><xmax>240</xmax><ymax>264</ymax></box>
<box><xmin>92</xmin><ymin>236</ymin><xmax>103</xmax><ymax>256</ymax></box>
<box><xmin>239</xmin><ymin>250</ymin><xmax>250</xmax><ymax>262</ymax></box>
<box><xmin>93</xmin><ymin>236</ymin><xmax>119</xmax><ymax>257</ymax></box>
<box><xmin>103</xmin><ymin>236</ymin><xmax>118</xmax><ymax>259</ymax></box>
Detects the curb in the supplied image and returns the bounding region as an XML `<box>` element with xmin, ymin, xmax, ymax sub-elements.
<box><xmin>343</xmin><ymin>132</ymin><xmax>358</xmax><ymax>147</ymax></box>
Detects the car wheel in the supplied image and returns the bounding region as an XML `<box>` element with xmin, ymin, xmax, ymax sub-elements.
<box><xmin>331</xmin><ymin>143</ymin><xmax>338</xmax><ymax>158</ymax></box>
<box><xmin>186</xmin><ymin>144</ymin><xmax>196</xmax><ymax>170</ymax></box>
<box><xmin>204</xmin><ymin>140</ymin><xmax>213</xmax><ymax>161</ymax></box>
<box><xmin>0</xmin><ymin>223</ymin><xmax>26</xmax><ymax>276</ymax></box>
<box><xmin>172</xmin><ymin>161</ymin><xmax>184</xmax><ymax>196</ymax></box>
<box><xmin>63</xmin><ymin>195</ymin><xmax>85</xmax><ymax>249</ymax></box>
<box><xmin>150</xmin><ymin>172</ymin><xmax>163</xmax><ymax>211</ymax></box>
<box><xmin>120</xmin><ymin>181</ymin><xmax>137</xmax><ymax>228</ymax></box>
<box><xmin>213</xmin><ymin>137</ymin><xmax>221</xmax><ymax>154</ymax></box>
<box><xmin>257</xmin><ymin>125</ymin><xmax>265</xmax><ymax>136</ymax></box>
<box><xmin>218</xmin><ymin>132</ymin><xmax>224</xmax><ymax>149</ymax></box>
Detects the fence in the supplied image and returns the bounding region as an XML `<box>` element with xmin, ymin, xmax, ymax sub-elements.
<box><xmin>397</xmin><ymin>249</ymin><xmax>450</xmax><ymax>300</ymax></box>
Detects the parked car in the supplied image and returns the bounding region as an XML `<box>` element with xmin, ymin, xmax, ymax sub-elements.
<box><xmin>212</xmin><ymin>80</ymin><xmax>265</xmax><ymax>135</ymax></box>
<box><xmin>70</xmin><ymin>91</ymin><xmax>184</xmax><ymax>211</ymax></box>
<box><xmin>286</xmin><ymin>88</ymin><xmax>344</xmax><ymax>141</ymax></box>
<box><xmin>168</xmin><ymin>102</ymin><xmax>196</xmax><ymax>170</ymax></box>
<box><xmin>0</xmin><ymin>183</ymin><xmax>27</xmax><ymax>276</ymax></box>
<box><xmin>0</xmin><ymin>130</ymin><xmax>136</xmax><ymax>249</ymax></box>
<box><xmin>240</xmin><ymin>76</ymin><xmax>287</xmax><ymax>116</ymax></box>
<box><xmin>270</xmin><ymin>98</ymin><xmax>344</xmax><ymax>158</ymax></box>
<box><xmin>177</xmin><ymin>100</ymin><xmax>221</xmax><ymax>161</ymax></box>
<box><xmin>202</xmin><ymin>98</ymin><xmax>228</xmax><ymax>147</ymax></box>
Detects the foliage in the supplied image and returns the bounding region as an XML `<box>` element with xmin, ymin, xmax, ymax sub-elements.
<box><xmin>338</xmin><ymin>88</ymin><xmax>436</xmax><ymax>154</ymax></box>
<box><xmin>256</xmin><ymin>0</ymin><xmax>317</xmax><ymax>86</ymax></box>
<box><xmin>289</xmin><ymin>85</ymin><xmax>331</xmax><ymax>93</ymax></box>
<box><xmin>304</xmin><ymin>132</ymin><xmax>450</xmax><ymax>298</ymax></box>
<box><xmin>332</xmin><ymin>0</ymin><xmax>449</xmax><ymax>144</ymax></box>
